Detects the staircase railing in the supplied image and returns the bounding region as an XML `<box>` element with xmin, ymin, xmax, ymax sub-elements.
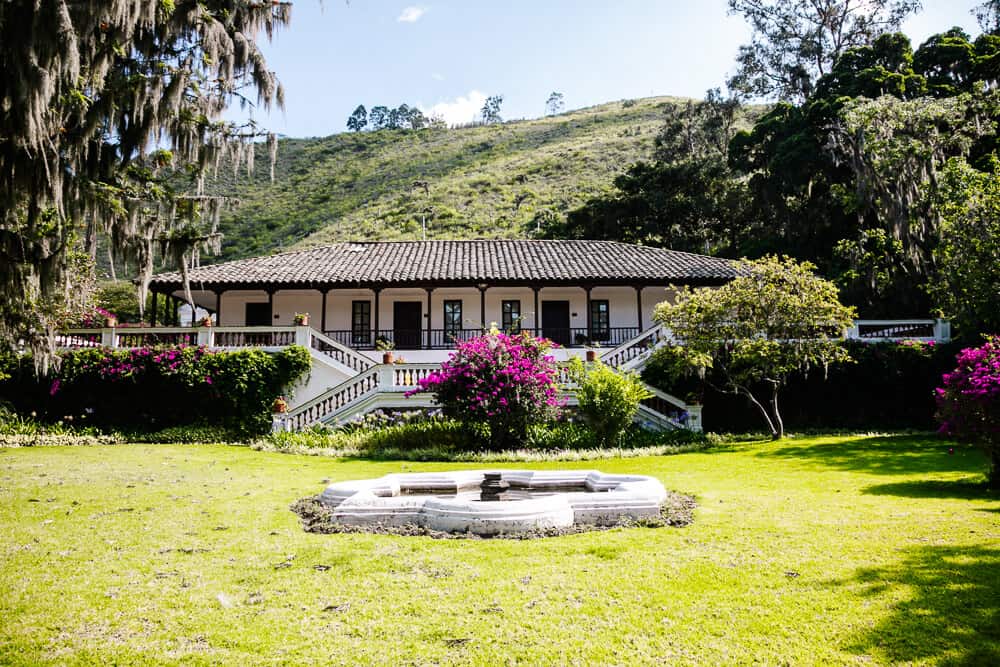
<box><xmin>308</xmin><ymin>328</ymin><xmax>376</xmax><ymax>373</ymax></box>
<box><xmin>282</xmin><ymin>363</ymin><xmax>442</xmax><ymax>430</ymax></box>
<box><xmin>599</xmin><ymin>324</ymin><xmax>671</xmax><ymax>370</ymax></box>
<box><xmin>285</xmin><ymin>369</ymin><xmax>381</xmax><ymax>431</ymax></box>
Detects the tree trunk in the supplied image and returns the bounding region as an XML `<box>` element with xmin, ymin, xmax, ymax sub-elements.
<box><xmin>769</xmin><ymin>383</ymin><xmax>784</xmax><ymax>440</ymax></box>
<box><xmin>741</xmin><ymin>387</ymin><xmax>779</xmax><ymax>439</ymax></box>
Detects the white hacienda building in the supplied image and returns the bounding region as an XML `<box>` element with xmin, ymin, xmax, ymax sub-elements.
<box><xmin>58</xmin><ymin>240</ymin><xmax>950</xmax><ymax>432</ymax></box>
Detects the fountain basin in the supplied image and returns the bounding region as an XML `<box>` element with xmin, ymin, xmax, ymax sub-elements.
<box><xmin>318</xmin><ymin>470</ymin><xmax>668</xmax><ymax>536</ymax></box>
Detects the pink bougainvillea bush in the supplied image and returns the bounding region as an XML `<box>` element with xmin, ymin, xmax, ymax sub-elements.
<box><xmin>936</xmin><ymin>336</ymin><xmax>1000</xmax><ymax>488</ymax></box>
<box><xmin>406</xmin><ymin>331</ymin><xmax>563</xmax><ymax>449</ymax></box>
<box><xmin>33</xmin><ymin>344</ymin><xmax>311</xmax><ymax>436</ymax></box>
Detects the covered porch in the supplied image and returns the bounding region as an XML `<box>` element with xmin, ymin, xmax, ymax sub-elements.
<box><xmin>150</xmin><ymin>282</ymin><xmax>678</xmax><ymax>351</ymax></box>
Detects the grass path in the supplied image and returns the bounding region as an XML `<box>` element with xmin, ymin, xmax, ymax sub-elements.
<box><xmin>1</xmin><ymin>435</ymin><xmax>997</xmax><ymax>665</ymax></box>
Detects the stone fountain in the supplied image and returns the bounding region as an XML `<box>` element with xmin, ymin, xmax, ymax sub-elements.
<box><xmin>317</xmin><ymin>470</ymin><xmax>668</xmax><ymax>536</ymax></box>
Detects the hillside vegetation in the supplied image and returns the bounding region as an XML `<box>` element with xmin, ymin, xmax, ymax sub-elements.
<box><xmin>202</xmin><ymin>97</ymin><xmax>681</xmax><ymax>261</ymax></box>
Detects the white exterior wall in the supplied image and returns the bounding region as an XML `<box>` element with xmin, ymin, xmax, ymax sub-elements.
<box><xmin>536</xmin><ymin>287</ymin><xmax>587</xmax><ymax>329</ymax></box>
<box><xmin>483</xmin><ymin>287</ymin><xmax>537</xmax><ymax>329</ymax></box>
<box><xmin>429</xmin><ymin>287</ymin><xmax>481</xmax><ymax>330</ymax></box>
<box><xmin>217</xmin><ymin>290</ymin><xmax>269</xmax><ymax>326</ymax></box>
<box><xmin>273</xmin><ymin>290</ymin><xmax>322</xmax><ymax>326</ymax></box>
<box><xmin>177</xmin><ymin>285</ymin><xmax>684</xmax><ymax>336</ymax></box>
<box><xmin>640</xmin><ymin>286</ymin><xmax>678</xmax><ymax>330</ymax></box>
<box><xmin>324</xmin><ymin>289</ymin><xmax>375</xmax><ymax>331</ymax></box>
<box><xmin>591</xmin><ymin>286</ymin><xmax>642</xmax><ymax>329</ymax></box>
<box><xmin>378</xmin><ymin>288</ymin><xmax>428</xmax><ymax>331</ymax></box>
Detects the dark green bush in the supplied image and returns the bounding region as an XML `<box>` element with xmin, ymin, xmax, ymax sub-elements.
<box><xmin>643</xmin><ymin>339</ymin><xmax>966</xmax><ymax>432</ymax></box>
<box><xmin>1</xmin><ymin>345</ymin><xmax>310</xmax><ymax>437</ymax></box>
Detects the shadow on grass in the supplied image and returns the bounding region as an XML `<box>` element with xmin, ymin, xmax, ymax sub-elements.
<box><xmin>757</xmin><ymin>433</ymin><xmax>984</xmax><ymax>477</ymax></box>
<box><xmin>862</xmin><ymin>478</ymin><xmax>997</xmax><ymax>500</ymax></box>
<box><xmin>839</xmin><ymin>544</ymin><xmax>1000</xmax><ymax>666</ymax></box>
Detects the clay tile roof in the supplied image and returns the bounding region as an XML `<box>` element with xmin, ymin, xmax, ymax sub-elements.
<box><xmin>149</xmin><ymin>240</ymin><xmax>737</xmax><ymax>288</ymax></box>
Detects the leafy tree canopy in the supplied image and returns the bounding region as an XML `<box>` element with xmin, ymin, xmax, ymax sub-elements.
<box><xmin>655</xmin><ymin>256</ymin><xmax>856</xmax><ymax>439</ymax></box>
<box><xmin>926</xmin><ymin>157</ymin><xmax>1000</xmax><ymax>335</ymax></box>
<box><xmin>727</xmin><ymin>0</ymin><xmax>922</xmax><ymax>101</ymax></box>
<box><xmin>0</xmin><ymin>1</ymin><xmax>289</xmax><ymax>369</ymax></box>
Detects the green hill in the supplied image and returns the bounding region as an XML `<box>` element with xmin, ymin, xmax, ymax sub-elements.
<box><xmin>203</xmin><ymin>96</ymin><xmax>684</xmax><ymax>261</ymax></box>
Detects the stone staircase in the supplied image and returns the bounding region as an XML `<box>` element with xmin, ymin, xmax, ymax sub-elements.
<box><xmin>280</xmin><ymin>324</ymin><xmax>699</xmax><ymax>433</ymax></box>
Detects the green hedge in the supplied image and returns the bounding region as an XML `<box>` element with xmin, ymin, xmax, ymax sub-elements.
<box><xmin>1</xmin><ymin>345</ymin><xmax>311</xmax><ymax>437</ymax></box>
<box><xmin>643</xmin><ymin>339</ymin><xmax>965</xmax><ymax>432</ymax></box>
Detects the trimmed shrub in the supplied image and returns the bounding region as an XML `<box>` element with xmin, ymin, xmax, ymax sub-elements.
<box><xmin>568</xmin><ymin>358</ymin><xmax>652</xmax><ymax>446</ymax></box>
<box><xmin>936</xmin><ymin>337</ymin><xmax>1000</xmax><ymax>488</ymax></box>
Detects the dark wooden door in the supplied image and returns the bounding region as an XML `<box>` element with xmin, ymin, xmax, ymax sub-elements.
<box><xmin>245</xmin><ymin>302</ymin><xmax>271</xmax><ymax>326</ymax></box>
<box><xmin>393</xmin><ymin>301</ymin><xmax>423</xmax><ymax>349</ymax></box>
<box><xmin>541</xmin><ymin>300</ymin><xmax>571</xmax><ymax>346</ymax></box>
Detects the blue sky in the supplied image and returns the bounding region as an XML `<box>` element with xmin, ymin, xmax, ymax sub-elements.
<box><xmin>240</xmin><ymin>0</ymin><xmax>984</xmax><ymax>138</ymax></box>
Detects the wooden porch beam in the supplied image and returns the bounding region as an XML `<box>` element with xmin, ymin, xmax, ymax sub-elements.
<box><xmin>635</xmin><ymin>285</ymin><xmax>643</xmax><ymax>331</ymax></box>
<box><xmin>215</xmin><ymin>289</ymin><xmax>223</xmax><ymax>325</ymax></box>
<box><xmin>150</xmin><ymin>291</ymin><xmax>158</xmax><ymax>326</ymax></box>
<box><xmin>478</xmin><ymin>284</ymin><xmax>487</xmax><ymax>329</ymax></box>
<box><xmin>425</xmin><ymin>287</ymin><xmax>434</xmax><ymax>349</ymax></box>
<box><xmin>533</xmin><ymin>287</ymin><xmax>540</xmax><ymax>336</ymax></box>
<box><xmin>321</xmin><ymin>288</ymin><xmax>328</xmax><ymax>333</ymax></box>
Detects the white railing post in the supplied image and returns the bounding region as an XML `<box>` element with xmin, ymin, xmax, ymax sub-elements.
<box><xmin>294</xmin><ymin>325</ymin><xmax>311</xmax><ymax>348</ymax></box>
<box><xmin>685</xmin><ymin>404</ymin><xmax>703</xmax><ymax>433</ymax></box>
<box><xmin>934</xmin><ymin>319</ymin><xmax>951</xmax><ymax>343</ymax></box>
<box><xmin>196</xmin><ymin>326</ymin><xmax>214</xmax><ymax>347</ymax></box>
<box><xmin>844</xmin><ymin>323</ymin><xmax>859</xmax><ymax>340</ymax></box>
<box><xmin>101</xmin><ymin>327</ymin><xmax>116</xmax><ymax>348</ymax></box>
<box><xmin>271</xmin><ymin>414</ymin><xmax>291</xmax><ymax>433</ymax></box>
<box><xmin>377</xmin><ymin>364</ymin><xmax>394</xmax><ymax>390</ymax></box>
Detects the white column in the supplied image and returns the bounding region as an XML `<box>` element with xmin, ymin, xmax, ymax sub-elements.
<box><xmin>686</xmin><ymin>405</ymin><xmax>703</xmax><ymax>433</ymax></box>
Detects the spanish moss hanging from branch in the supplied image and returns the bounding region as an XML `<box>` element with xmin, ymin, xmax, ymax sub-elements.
<box><xmin>0</xmin><ymin>0</ymin><xmax>291</xmax><ymax>372</ymax></box>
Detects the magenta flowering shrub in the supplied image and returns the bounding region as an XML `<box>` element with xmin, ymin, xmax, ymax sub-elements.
<box><xmin>936</xmin><ymin>336</ymin><xmax>1000</xmax><ymax>488</ymax></box>
<box><xmin>72</xmin><ymin>306</ymin><xmax>117</xmax><ymax>328</ymax></box>
<box><xmin>41</xmin><ymin>344</ymin><xmax>311</xmax><ymax>436</ymax></box>
<box><xmin>406</xmin><ymin>331</ymin><xmax>562</xmax><ymax>448</ymax></box>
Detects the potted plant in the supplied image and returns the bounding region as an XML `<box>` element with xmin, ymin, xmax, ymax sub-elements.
<box><xmin>293</xmin><ymin>312</ymin><xmax>310</xmax><ymax>326</ymax></box>
<box><xmin>198</xmin><ymin>315</ymin><xmax>213</xmax><ymax>327</ymax></box>
<box><xmin>376</xmin><ymin>337</ymin><xmax>395</xmax><ymax>364</ymax></box>
<box><xmin>272</xmin><ymin>396</ymin><xmax>288</xmax><ymax>414</ymax></box>
<box><xmin>585</xmin><ymin>349</ymin><xmax>598</xmax><ymax>362</ymax></box>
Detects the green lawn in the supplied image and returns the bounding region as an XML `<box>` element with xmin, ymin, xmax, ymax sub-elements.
<box><xmin>1</xmin><ymin>435</ymin><xmax>997</xmax><ymax>665</ymax></box>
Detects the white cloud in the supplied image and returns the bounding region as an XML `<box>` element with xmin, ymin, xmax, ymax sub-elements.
<box><xmin>397</xmin><ymin>6</ymin><xmax>426</xmax><ymax>23</ymax></box>
<box><xmin>420</xmin><ymin>90</ymin><xmax>487</xmax><ymax>127</ymax></box>
<box><xmin>431</xmin><ymin>72</ymin><xmax>445</xmax><ymax>81</ymax></box>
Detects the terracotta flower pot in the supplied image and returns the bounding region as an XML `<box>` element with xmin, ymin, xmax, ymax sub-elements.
<box><xmin>382</xmin><ymin>352</ymin><xmax>394</xmax><ymax>364</ymax></box>
<box><xmin>585</xmin><ymin>350</ymin><xmax>597</xmax><ymax>362</ymax></box>
<box><xmin>295</xmin><ymin>314</ymin><xmax>309</xmax><ymax>326</ymax></box>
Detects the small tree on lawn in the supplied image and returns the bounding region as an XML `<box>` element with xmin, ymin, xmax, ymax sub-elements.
<box><xmin>406</xmin><ymin>330</ymin><xmax>561</xmax><ymax>449</ymax></box>
<box><xmin>936</xmin><ymin>337</ymin><xmax>1000</xmax><ymax>489</ymax></box>
<box><xmin>655</xmin><ymin>256</ymin><xmax>856</xmax><ymax>439</ymax></box>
